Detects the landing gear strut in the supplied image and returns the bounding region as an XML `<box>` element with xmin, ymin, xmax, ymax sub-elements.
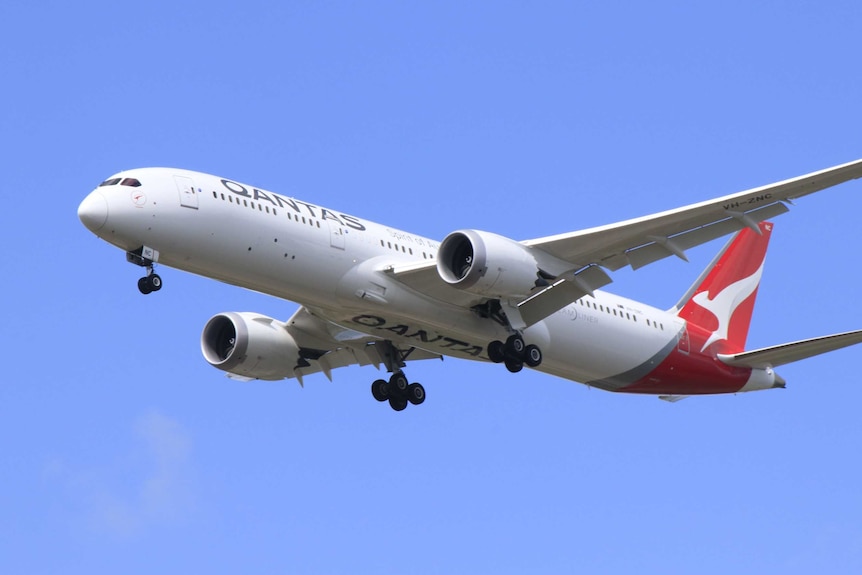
<box><xmin>487</xmin><ymin>333</ymin><xmax>543</xmax><ymax>373</ymax></box>
<box><xmin>127</xmin><ymin>247</ymin><xmax>162</xmax><ymax>295</ymax></box>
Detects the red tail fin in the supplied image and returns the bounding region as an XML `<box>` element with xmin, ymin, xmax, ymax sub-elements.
<box><xmin>676</xmin><ymin>221</ymin><xmax>773</xmax><ymax>353</ymax></box>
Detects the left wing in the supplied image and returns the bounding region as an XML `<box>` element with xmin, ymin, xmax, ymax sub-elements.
<box><xmin>389</xmin><ymin>159</ymin><xmax>862</xmax><ymax>326</ymax></box>
<box><xmin>284</xmin><ymin>307</ymin><xmax>441</xmax><ymax>384</ymax></box>
<box><xmin>522</xmin><ymin>158</ymin><xmax>862</xmax><ymax>269</ymax></box>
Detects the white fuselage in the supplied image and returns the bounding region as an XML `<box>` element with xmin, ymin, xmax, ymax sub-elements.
<box><xmin>78</xmin><ymin>168</ymin><xmax>728</xmax><ymax>393</ymax></box>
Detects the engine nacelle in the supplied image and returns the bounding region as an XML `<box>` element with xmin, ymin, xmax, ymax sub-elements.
<box><xmin>201</xmin><ymin>312</ymin><xmax>301</xmax><ymax>380</ymax></box>
<box><xmin>437</xmin><ymin>229</ymin><xmax>544</xmax><ymax>298</ymax></box>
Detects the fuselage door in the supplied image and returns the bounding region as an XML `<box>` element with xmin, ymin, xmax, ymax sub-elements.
<box><xmin>329</xmin><ymin>221</ymin><xmax>346</xmax><ymax>250</ymax></box>
<box><xmin>175</xmin><ymin>175</ymin><xmax>198</xmax><ymax>209</ymax></box>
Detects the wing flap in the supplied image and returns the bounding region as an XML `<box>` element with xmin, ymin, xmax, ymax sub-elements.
<box><xmin>718</xmin><ymin>330</ymin><xmax>862</xmax><ymax>369</ymax></box>
<box><xmin>517</xmin><ymin>265</ymin><xmax>613</xmax><ymax>327</ymax></box>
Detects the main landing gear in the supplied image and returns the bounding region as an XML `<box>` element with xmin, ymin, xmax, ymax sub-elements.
<box><xmin>486</xmin><ymin>333</ymin><xmax>542</xmax><ymax>373</ymax></box>
<box><xmin>127</xmin><ymin>247</ymin><xmax>162</xmax><ymax>295</ymax></box>
<box><xmin>371</xmin><ymin>371</ymin><xmax>426</xmax><ymax>412</ymax></box>
<box><xmin>368</xmin><ymin>341</ymin><xmax>426</xmax><ymax>411</ymax></box>
<box><xmin>471</xmin><ymin>300</ymin><xmax>543</xmax><ymax>374</ymax></box>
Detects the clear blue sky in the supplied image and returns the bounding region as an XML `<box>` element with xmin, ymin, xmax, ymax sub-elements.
<box><xmin>2</xmin><ymin>1</ymin><xmax>861</xmax><ymax>573</ymax></box>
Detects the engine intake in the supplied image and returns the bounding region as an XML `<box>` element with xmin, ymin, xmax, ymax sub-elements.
<box><xmin>201</xmin><ymin>312</ymin><xmax>301</xmax><ymax>380</ymax></box>
<box><xmin>437</xmin><ymin>229</ymin><xmax>545</xmax><ymax>298</ymax></box>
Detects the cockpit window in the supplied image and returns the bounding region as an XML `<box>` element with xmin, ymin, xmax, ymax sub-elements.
<box><xmin>121</xmin><ymin>178</ymin><xmax>142</xmax><ymax>187</ymax></box>
<box><xmin>99</xmin><ymin>178</ymin><xmax>122</xmax><ymax>187</ymax></box>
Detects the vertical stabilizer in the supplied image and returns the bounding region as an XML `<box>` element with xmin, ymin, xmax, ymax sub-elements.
<box><xmin>675</xmin><ymin>222</ymin><xmax>773</xmax><ymax>353</ymax></box>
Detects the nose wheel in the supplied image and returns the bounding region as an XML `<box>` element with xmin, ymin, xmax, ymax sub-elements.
<box><xmin>137</xmin><ymin>271</ymin><xmax>162</xmax><ymax>294</ymax></box>
<box><xmin>487</xmin><ymin>334</ymin><xmax>542</xmax><ymax>372</ymax></box>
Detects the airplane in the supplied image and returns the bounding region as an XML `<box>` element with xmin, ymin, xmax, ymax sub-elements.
<box><xmin>78</xmin><ymin>159</ymin><xmax>862</xmax><ymax>410</ymax></box>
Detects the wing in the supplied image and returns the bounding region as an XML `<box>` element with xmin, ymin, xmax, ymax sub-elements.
<box><xmin>522</xmin><ymin>158</ymin><xmax>862</xmax><ymax>270</ymax></box>
<box><xmin>389</xmin><ymin>159</ymin><xmax>862</xmax><ymax>326</ymax></box>
<box><xmin>717</xmin><ymin>330</ymin><xmax>862</xmax><ymax>369</ymax></box>
<box><xmin>279</xmin><ymin>307</ymin><xmax>441</xmax><ymax>384</ymax></box>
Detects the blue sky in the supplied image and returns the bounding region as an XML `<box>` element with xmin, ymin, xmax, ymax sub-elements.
<box><xmin>2</xmin><ymin>1</ymin><xmax>861</xmax><ymax>573</ymax></box>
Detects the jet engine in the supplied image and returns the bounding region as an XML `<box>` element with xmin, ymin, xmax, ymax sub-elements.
<box><xmin>201</xmin><ymin>312</ymin><xmax>301</xmax><ymax>380</ymax></box>
<box><xmin>437</xmin><ymin>229</ymin><xmax>547</xmax><ymax>298</ymax></box>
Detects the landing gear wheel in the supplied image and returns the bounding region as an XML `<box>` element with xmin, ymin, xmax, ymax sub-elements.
<box><xmin>372</xmin><ymin>366</ymin><xmax>427</xmax><ymax>411</ymax></box>
<box><xmin>371</xmin><ymin>379</ymin><xmax>389</xmax><ymax>402</ymax></box>
<box><xmin>407</xmin><ymin>383</ymin><xmax>426</xmax><ymax>405</ymax></box>
<box><xmin>505</xmin><ymin>334</ymin><xmax>525</xmax><ymax>355</ymax></box>
<box><xmin>138</xmin><ymin>277</ymin><xmax>152</xmax><ymax>295</ymax></box>
<box><xmin>388</xmin><ymin>372</ymin><xmax>409</xmax><ymax>397</ymax></box>
<box><xmin>505</xmin><ymin>357</ymin><xmax>524</xmax><ymax>373</ymax></box>
<box><xmin>487</xmin><ymin>340</ymin><xmax>506</xmax><ymax>363</ymax></box>
<box><xmin>524</xmin><ymin>344</ymin><xmax>543</xmax><ymax>367</ymax></box>
<box><xmin>147</xmin><ymin>274</ymin><xmax>162</xmax><ymax>292</ymax></box>
<box><xmin>388</xmin><ymin>396</ymin><xmax>408</xmax><ymax>411</ymax></box>
<box><xmin>137</xmin><ymin>272</ymin><xmax>161</xmax><ymax>294</ymax></box>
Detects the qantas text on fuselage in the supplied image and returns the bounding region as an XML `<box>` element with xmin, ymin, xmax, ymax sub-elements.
<box><xmin>78</xmin><ymin>159</ymin><xmax>862</xmax><ymax>411</ymax></box>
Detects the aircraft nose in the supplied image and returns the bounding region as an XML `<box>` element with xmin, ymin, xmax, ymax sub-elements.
<box><xmin>78</xmin><ymin>190</ymin><xmax>108</xmax><ymax>232</ymax></box>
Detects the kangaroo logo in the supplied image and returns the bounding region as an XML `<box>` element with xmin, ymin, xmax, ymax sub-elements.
<box><xmin>692</xmin><ymin>261</ymin><xmax>764</xmax><ymax>351</ymax></box>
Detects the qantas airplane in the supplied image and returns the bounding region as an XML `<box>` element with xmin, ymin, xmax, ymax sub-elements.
<box><xmin>78</xmin><ymin>159</ymin><xmax>862</xmax><ymax>410</ymax></box>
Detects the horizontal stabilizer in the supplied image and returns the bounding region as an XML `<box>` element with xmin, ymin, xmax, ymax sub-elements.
<box><xmin>717</xmin><ymin>330</ymin><xmax>862</xmax><ymax>369</ymax></box>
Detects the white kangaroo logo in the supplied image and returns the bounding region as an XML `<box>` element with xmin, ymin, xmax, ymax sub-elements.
<box><xmin>693</xmin><ymin>261</ymin><xmax>764</xmax><ymax>352</ymax></box>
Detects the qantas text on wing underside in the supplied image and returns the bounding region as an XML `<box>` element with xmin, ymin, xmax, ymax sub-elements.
<box><xmin>78</xmin><ymin>160</ymin><xmax>862</xmax><ymax>410</ymax></box>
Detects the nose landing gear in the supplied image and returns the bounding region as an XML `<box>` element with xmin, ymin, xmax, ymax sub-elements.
<box><xmin>127</xmin><ymin>246</ymin><xmax>163</xmax><ymax>294</ymax></box>
<box><xmin>137</xmin><ymin>271</ymin><xmax>162</xmax><ymax>294</ymax></box>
